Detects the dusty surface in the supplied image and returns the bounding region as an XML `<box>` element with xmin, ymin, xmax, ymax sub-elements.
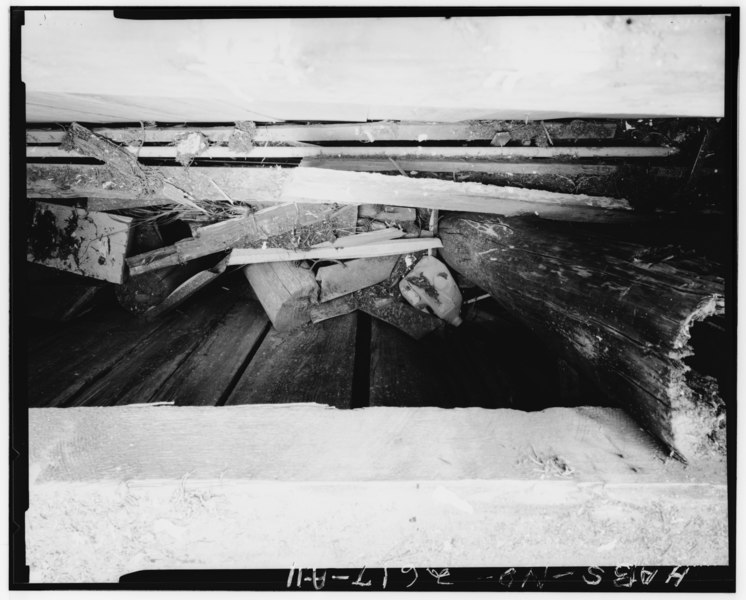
<box><xmin>26</xmin><ymin>404</ymin><xmax>728</xmax><ymax>582</ymax></box>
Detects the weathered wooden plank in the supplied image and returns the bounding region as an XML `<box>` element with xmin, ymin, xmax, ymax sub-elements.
<box><xmin>26</xmin><ymin>405</ymin><xmax>728</xmax><ymax>582</ymax></box>
<box><xmin>317</xmin><ymin>256</ymin><xmax>398</xmax><ymax>302</ymax></box>
<box><xmin>141</xmin><ymin>256</ymin><xmax>233</xmax><ymax>319</ymax></box>
<box><xmin>243</xmin><ymin>262</ymin><xmax>319</xmax><ymax>331</ymax></box>
<box><xmin>227</xmin><ymin>238</ymin><xmax>442</xmax><ymax>265</ymax></box>
<box><xmin>359</xmin><ymin>297</ymin><xmax>444</xmax><ymax>340</ymax></box>
<box><xmin>369</xmin><ymin>319</ymin><xmax>454</xmax><ymax>407</ymax></box>
<box><xmin>322</xmin><ymin>227</ymin><xmax>405</xmax><ymax>248</ymax></box>
<box><xmin>225</xmin><ymin>313</ymin><xmax>358</xmax><ymax>408</ymax></box>
<box><xmin>68</xmin><ymin>287</ymin><xmax>239</xmax><ymax>406</ymax></box>
<box><xmin>27</xmin><ymin>202</ymin><xmax>133</xmax><ymax>283</ymax></box>
<box><xmin>24</xmin><ymin>13</ymin><xmax>725</xmax><ymax>123</ymax></box>
<box><xmin>440</xmin><ymin>213</ymin><xmax>726</xmax><ymax>460</ymax></box>
<box><xmin>149</xmin><ymin>299</ymin><xmax>270</xmax><ymax>406</ymax></box>
<box><xmin>27</xmin><ymin>306</ymin><xmax>167</xmax><ymax>407</ymax></box>
<box><xmin>126</xmin><ymin>203</ymin><xmax>343</xmax><ymax>275</ymax></box>
<box><xmin>302</xmin><ymin>158</ymin><xmax>623</xmax><ymax>176</ymax></box>
<box><xmin>28</xmin><ymin>143</ymin><xmax>678</xmax><ymax>160</ymax></box>
<box><xmin>28</xmin><ymin>163</ymin><xmax>638</xmax><ymax>223</ymax></box>
<box><xmin>26</xmin><ymin>120</ymin><xmax>619</xmax><ymax>145</ymax></box>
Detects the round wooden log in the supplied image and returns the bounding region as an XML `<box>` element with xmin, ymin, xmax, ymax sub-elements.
<box><xmin>243</xmin><ymin>262</ymin><xmax>319</xmax><ymax>332</ymax></box>
<box><xmin>439</xmin><ymin>213</ymin><xmax>726</xmax><ymax>460</ymax></box>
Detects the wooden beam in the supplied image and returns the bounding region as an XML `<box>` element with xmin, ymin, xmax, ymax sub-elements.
<box><xmin>26</xmin><ymin>120</ymin><xmax>618</xmax><ymax>145</ymax></box>
<box><xmin>227</xmin><ymin>238</ymin><xmax>442</xmax><ymax>266</ymax></box>
<box><xmin>243</xmin><ymin>262</ymin><xmax>320</xmax><ymax>332</ymax></box>
<box><xmin>316</xmin><ymin>256</ymin><xmax>398</xmax><ymax>302</ymax></box>
<box><xmin>125</xmin><ymin>203</ymin><xmax>345</xmax><ymax>276</ymax></box>
<box><xmin>29</xmin><ymin>164</ymin><xmax>636</xmax><ymax>225</ymax></box>
<box><xmin>322</xmin><ymin>227</ymin><xmax>404</xmax><ymax>248</ymax></box>
<box><xmin>27</xmin><ymin>201</ymin><xmax>133</xmax><ymax>284</ymax></box>
<box><xmin>440</xmin><ymin>213</ymin><xmax>726</xmax><ymax>460</ymax></box>
<box><xmin>27</xmin><ymin>403</ymin><xmax>727</xmax><ymax>582</ymax></box>
<box><xmin>27</xmin><ymin>144</ymin><xmax>678</xmax><ymax>160</ymax></box>
<box><xmin>282</xmin><ymin>168</ymin><xmax>634</xmax><ymax>222</ymax></box>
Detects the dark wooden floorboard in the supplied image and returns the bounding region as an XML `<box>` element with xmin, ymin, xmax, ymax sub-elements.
<box><xmin>225</xmin><ymin>312</ymin><xmax>358</xmax><ymax>408</ymax></box>
<box><xmin>151</xmin><ymin>299</ymin><xmax>270</xmax><ymax>406</ymax></box>
<box><xmin>27</xmin><ymin>305</ymin><xmax>168</xmax><ymax>407</ymax></box>
<box><xmin>68</xmin><ymin>287</ymin><xmax>240</xmax><ymax>407</ymax></box>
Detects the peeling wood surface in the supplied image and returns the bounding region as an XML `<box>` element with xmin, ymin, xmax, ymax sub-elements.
<box><xmin>24</xmin><ymin>13</ymin><xmax>725</xmax><ymax>121</ymax></box>
<box><xmin>27</xmin><ymin>143</ymin><xmax>678</xmax><ymax>160</ymax></box>
<box><xmin>26</xmin><ymin>120</ymin><xmax>618</xmax><ymax>145</ymax></box>
<box><xmin>27</xmin><ymin>306</ymin><xmax>167</xmax><ymax>407</ymax></box>
<box><xmin>29</xmin><ymin>404</ymin><xmax>726</xmax><ymax>485</ymax></box>
<box><xmin>27</xmin><ymin>201</ymin><xmax>132</xmax><ymax>283</ymax></box>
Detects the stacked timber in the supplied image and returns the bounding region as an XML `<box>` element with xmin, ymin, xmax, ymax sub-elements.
<box><xmin>24</xmin><ymin>119</ymin><xmax>729</xmax><ymax>462</ymax></box>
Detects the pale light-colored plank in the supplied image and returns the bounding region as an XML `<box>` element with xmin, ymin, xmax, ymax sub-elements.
<box><xmin>227</xmin><ymin>238</ymin><xmax>442</xmax><ymax>265</ymax></box>
<box><xmin>29</xmin><ymin>404</ymin><xmax>726</xmax><ymax>484</ymax></box>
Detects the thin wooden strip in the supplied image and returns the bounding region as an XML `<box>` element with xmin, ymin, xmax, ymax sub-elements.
<box><xmin>68</xmin><ymin>286</ymin><xmax>239</xmax><ymax>407</ymax></box>
<box><xmin>149</xmin><ymin>300</ymin><xmax>270</xmax><ymax>406</ymax></box>
<box><xmin>227</xmin><ymin>238</ymin><xmax>442</xmax><ymax>265</ymax></box>
<box><xmin>326</xmin><ymin>228</ymin><xmax>404</xmax><ymax>247</ymax></box>
<box><xmin>27</xmin><ymin>144</ymin><xmax>678</xmax><ymax>160</ymax></box>
<box><xmin>301</xmin><ymin>158</ymin><xmax>621</xmax><ymax>176</ymax></box>
<box><xmin>224</xmin><ymin>312</ymin><xmax>358</xmax><ymax>409</ymax></box>
<box><xmin>26</xmin><ymin>121</ymin><xmax>618</xmax><ymax>145</ymax></box>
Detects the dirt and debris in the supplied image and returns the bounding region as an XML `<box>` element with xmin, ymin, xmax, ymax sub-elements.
<box><xmin>173</xmin><ymin>131</ymin><xmax>209</xmax><ymax>166</ymax></box>
<box><xmin>228</xmin><ymin>121</ymin><xmax>257</xmax><ymax>152</ymax></box>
